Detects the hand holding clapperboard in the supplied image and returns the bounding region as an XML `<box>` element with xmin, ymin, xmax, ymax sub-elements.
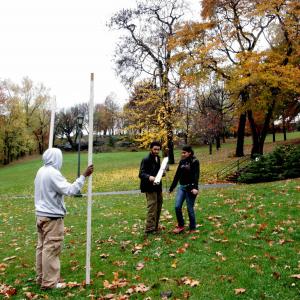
<box><xmin>154</xmin><ymin>157</ymin><xmax>169</xmax><ymax>185</ymax></box>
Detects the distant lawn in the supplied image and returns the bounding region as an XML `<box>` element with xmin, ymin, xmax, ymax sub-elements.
<box><xmin>1</xmin><ymin>132</ymin><xmax>300</xmax><ymax>196</ymax></box>
<box><xmin>0</xmin><ymin>179</ymin><xmax>299</xmax><ymax>299</ymax></box>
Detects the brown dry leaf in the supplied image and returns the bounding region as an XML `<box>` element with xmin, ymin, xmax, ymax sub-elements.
<box><xmin>100</xmin><ymin>253</ymin><xmax>110</xmax><ymax>259</ymax></box>
<box><xmin>257</xmin><ymin>223</ymin><xmax>267</xmax><ymax>233</ymax></box>
<box><xmin>103</xmin><ymin>272</ymin><xmax>129</xmax><ymax>290</ymax></box>
<box><xmin>176</xmin><ymin>247</ymin><xmax>186</xmax><ymax>254</ymax></box>
<box><xmin>0</xmin><ymin>283</ymin><xmax>17</xmax><ymax>297</ymax></box>
<box><xmin>102</xmin><ymin>293</ymin><xmax>116</xmax><ymax>299</ymax></box>
<box><xmin>132</xmin><ymin>244</ymin><xmax>143</xmax><ymax>255</ymax></box>
<box><xmin>183</xmin><ymin>291</ymin><xmax>191</xmax><ymax>299</ymax></box>
<box><xmin>181</xmin><ymin>277</ymin><xmax>200</xmax><ymax>287</ymax></box>
<box><xmin>126</xmin><ymin>283</ymin><xmax>150</xmax><ymax>295</ymax></box>
<box><xmin>171</xmin><ymin>259</ymin><xmax>177</xmax><ymax>268</ymax></box>
<box><xmin>24</xmin><ymin>292</ymin><xmax>39</xmax><ymax>299</ymax></box>
<box><xmin>113</xmin><ymin>261</ymin><xmax>127</xmax><ymax>267</ymax></box>
<box><xmin>136</xmin><ymin>262</ymin><xmax>145</xmax><ymax>271</ymax></box>
<box><xmin>66</xmin><ymin>282</ymin><xmax>80</xmax><ymax>288</ymax></box>
<box><xmin>0</xmin><ymin>263</ymin><xmax>7</xmax><ymax>272</ymax></box>
<box><xmin>96</xmin><ymin>271</ymin><xmax>105</xmax><ymax>277</ymax></box>
<box><xmin>290</xmin><ymin>274</ymin><xmax>300</xmax><ymax>279</ymax></box>
<box><xmin>234</xmin><ymin>288</ymin><xmax>246</xmax><ymax>295</ymax></box>
<box><xmin>66</xmin><ymin>292</ymin><xmax>75</xmax><ymax>298</ymax></box>
<box><xmin>159</xmin><ymin>278</ymin><xmax>170</xmax><ymax>283</ymax></box>
<box><xmin>273</xmin><ymin>272</ymin><xmax>280</xmax><ymax>280</ymax></box>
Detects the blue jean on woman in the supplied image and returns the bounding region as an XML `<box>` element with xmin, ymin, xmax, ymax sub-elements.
<box><xmin>175</xmin><ymin>185</ymin><xmax>197</xmax><ymax>230</ymax></box>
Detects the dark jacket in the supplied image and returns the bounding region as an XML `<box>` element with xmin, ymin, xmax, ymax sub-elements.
<box><xmin>139</xmin><ymin>153</ymin><xmax>162</xmax><ymax>193</ymax></box>
<box><xmin>169</xmin><ymin>156</ymin><xmax>200</xmax><ymax>192</ymax></box>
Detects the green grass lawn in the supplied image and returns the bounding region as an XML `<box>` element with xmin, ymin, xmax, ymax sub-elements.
<box><xmin>0</xmin><ymin>179</ymin><xmax>299</xmax><ymax>299</ymax></box>
<box><xmin>0</xmin><ymin>132</ymin><xmax>300</xmax><ymax>299</ymax></box>
<box><xmin>1</xmin><ymin>132</ymin><xmax>300</xmax><ymax>196</ymax></box>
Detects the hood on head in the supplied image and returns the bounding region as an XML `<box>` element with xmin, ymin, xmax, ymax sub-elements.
<box><xmin>42</xmin><ymin>148</ymin><xmax>63</xmax><ymax>170</ymax></box>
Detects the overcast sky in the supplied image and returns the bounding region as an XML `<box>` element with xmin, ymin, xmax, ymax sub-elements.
<box><xmin>0</xmin><ymin>0</ymin><xmax>200</xmax><ymax>109</ymax></box>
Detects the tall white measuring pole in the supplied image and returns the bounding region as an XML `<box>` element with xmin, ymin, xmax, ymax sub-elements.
<box><xmin>86</xmin><ymin>73</ymin><xmax>94</xmax><ymax>284</ymax></box>
<box><xmin>48</xmin><ymin>97</ymin><xmax>56</xmax><ymax>148</ymax></box>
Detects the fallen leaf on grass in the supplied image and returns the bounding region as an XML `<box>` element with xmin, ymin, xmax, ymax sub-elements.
<box><xmin>181</xmin><ymin>277</ymin><xmax>199</xmax><ymax>287</ymax></box>
<box><xmin>0</xmin><ymin>263</ymin><xmax>7</xmax><ymax>272</ymax></box>
<box><xmin>136</xmin><ymin>262</ymin><xmax>144</xmax><ymax>271</ymax></box>
<box><xmin>24</xmin><ymin>291</ymin><xmax>39</xmax><ymax>299</ymax></box>
<box><xmin>256</xmin><ymin>223</ymin><xmax>267</xmax><ymax>234</ymax></box>
<box><xmin>96</xmin><ymin>272</ymin><xmax>105</xmax><ymax>277</ymax></box>
<box><xmin>103</xmin><ymin>272</ymin><xmax>129</xmax><ymax>290</ymax></box>
<box><xmin>100</xmin><ymin>253</ymin><xmax>110</xmax><ymax>259</ymax></box>
<box><xmin>219</xmin><ymin>275</ymin><xmax>234</xmax><ymax>283</ymax></box>
<box><xmin>183</xmin><ymin>291</ymin><xmax>191</xmax><ymax>299</ymax></box>
<box><xmin>290</xmin><ymin>274</ymin><xmax>300</xmax><ymax>279</ymax></box>
<box><xmin>65</xmin><ymin>282</ymin><xmax>80</xmax><ymax>288</ymax></box>
<box><xmin>234</xmin><ymin>288</ymin><xmax>246</xmax><ymax>295</ymax></box>
<box><xmin>126</xmin><ymin>283</ymin><xmax>150</xmax><ymax>294</ymax></box>
<box><xmin>113</xmin><ymin>261</ymin><xmax>127</xmax><ymax>267</ymax></box>
<box><xmin>0</xmin><ymin>283</ymin><xmax>17</xmax><ymax>297</ymax></box>
<box><xmin>176</xmin><ymin>243</ymin><xmax>189</xmax><ymax>254</ymax></box>
<box><xmin>159</xmin><ymin>277</ymin><xmax>170</xmax><ymax>282</ymax></box>
<box><xmin>171</xmin><ymin>259</ymin><xmax>177</xmax><ymax>268</ymax></box>
<box><xmin>131</xmin><ymin>244</ymin><xmax>143</xmax><ymax>255</ymax></box>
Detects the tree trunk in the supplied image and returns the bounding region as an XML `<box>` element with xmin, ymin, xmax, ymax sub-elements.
<box><xmin>209</xmin><ymin>142</ymin><xmax>212</xmax><ymax>155</ymax></box>
<box><xmin>272</xmin><ymin>122</ymin><xmax>276</xmax><ymax>142</ymax></box>
<box><xmin>282</xmin><ymin>117</ymin><xmax>287</xmax><ymax>141</ymax></box>
<box><xmin>235</xmin><ymin>113</ymin><xmax>246</xmax><ymax>157</ymax></box>
<box><xmin>167</xmin><ymin>127</ymin><xmax>175</xmax><ymax>164</ymax></box>
<box><xmin>216</xmin><ymin>135</ymin><xmax>221</xmax><ymax>150</ymax></box>
<box><xmin>184</xmin><ymin>133</ymin><xmax>188</xmax><ymax>145</ymax></box>
<box><xmin>258</xmin><ymin>100</ymin><xmax>275</xmax><ymax>154</ymax></box>
<box><xmin>248</xmin><ymin>99</ymin><xmax>275</xmax><ymax>157</ymax></box>
<box><xmin>247</xmin><ymin>110</ymin><xmax>260</xmax><ymax>157</ymax></box>
<box><xmin>236</xmin><ymin>90</ymin><xmax>250</xmax><ymax>157</ymax></box>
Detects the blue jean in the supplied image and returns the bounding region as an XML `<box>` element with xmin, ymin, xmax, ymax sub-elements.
<box><xmin>175</xmin><ymin>186</ymin><xmax>197</xmax><ymax>230</ymax></box>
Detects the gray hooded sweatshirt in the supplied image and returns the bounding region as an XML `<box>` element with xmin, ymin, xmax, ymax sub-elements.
<box><xmin>34</xmin><ymin>148</ymin><xmax>85</xmax><ymax>218</ymax></box>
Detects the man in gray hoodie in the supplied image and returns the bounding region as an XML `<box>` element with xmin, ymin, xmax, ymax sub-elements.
<box><xmin>34</xmin><ymin>147</ymin><xmax>93</xmax><ymax>289</ymax></box>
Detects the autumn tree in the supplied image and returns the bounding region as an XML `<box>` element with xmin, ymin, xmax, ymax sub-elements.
<box><xmin>94</xmin><ymin>94</ymin><xmax>121</xmax><ymax>137</ymax></box>
<box><xmin>0</xmin><ymin>94</ymin><xmax>32</xmax><ymax>164</ymax></box>
<box><xmin>104</xmin><ymin>94</ymin><xmax>120</xmax><ymax>136</ymax></box>
<box><xmin>1</xmin><ymin>77</ymin><xmax>53</xmax><ymax>155</ymax></box>
<box><xmin>193</xmin><ymin>81</ymin><xmax>234</xmax><ymax>150</ymax></box>
<box><xmin>170</xmin><ymin>0</ymin><xmax>277</xmax><ymax>156</ymax></box>
<box><xmin>109</xmin><ymin>0</ymin><xmax>188</xmax><ymax>163</ymax></box>
<box><xmin>123</xmin><ymin>80</ymin><xmax>180</xmax><ymax>148</ymax></box>
<box><xmin>171</xmin><ymin>0</ymin><xmax>300</xmax><ymax>157</ymax></box>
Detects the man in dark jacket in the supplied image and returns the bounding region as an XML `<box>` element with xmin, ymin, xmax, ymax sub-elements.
<box><xmin>139</xmin><ymin>141</ymin><xmax>163</xmax><ymax>234</ymax></box>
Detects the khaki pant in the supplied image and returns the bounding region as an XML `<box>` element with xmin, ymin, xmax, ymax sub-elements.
<box><xmin>36</xmin><ymin>216</ymin><xmax>64</xmax><ymax>288</ymax></box>
<box><xmin>145</xmin><ymin>191</ymin><xmax>163</xmax><ymax>232</ymax></box>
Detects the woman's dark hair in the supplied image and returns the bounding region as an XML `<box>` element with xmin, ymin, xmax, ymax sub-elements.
<box><xmin>150</xmin><ymin>141</ymin><xmax>161</xmax><ymax>149</ymax></box>
<box><xmin>182</xmin><ymin>145</ymin><xmax>194</xmax><ymax>155</ymax></box>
